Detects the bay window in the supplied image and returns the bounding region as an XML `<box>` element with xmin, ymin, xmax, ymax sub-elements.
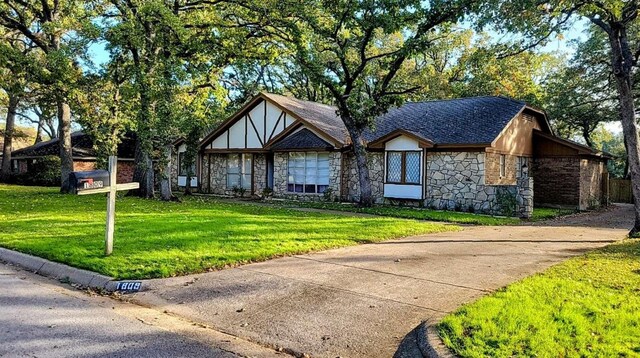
<box><xmin>288</xmin><ymin>152</ymin><xmax>330</xmax><ymax>194</ymax></box>
<box><xmin>386</xmin><ymin>151</ymin><xmax>421</xmax><ymax>184</ymax></box>
<box><xmin>227</xmin><ymin>154</ymin><xmax>252</xmax><ymax>189</ymax></box>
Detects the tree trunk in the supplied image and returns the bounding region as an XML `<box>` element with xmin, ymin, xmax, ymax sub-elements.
<box><xmin>0</xmin><ymin>94</ymin><xmax>19</xmax><ymax>182</ymax></box>
<box><xmin>131</xmin><ymin>136</ymin><xmax>155</xmax><ymax>198</ymax></box>
<box><xmin>159</xmin><ymin>143</ymin><xmax>176</xmax><ymax>201</ymax></box>
<box><xmin>34</xmin><ymin>115</ymin><xmax>45</xmax><ymax>144</ymax></box>
<box><xmin>351</xmin><ymin>132</ymin><xmax>374</xmax><ymax>207</ymax></box>
<box><xmin>58</xmin><ymin>101</ymin><xmax>73</xmax><ymax>193</ymax></box>
<box><xmin>606</xmin><ymin>26</ymin><xmax>640</xmax><ymax>236</ymax></box>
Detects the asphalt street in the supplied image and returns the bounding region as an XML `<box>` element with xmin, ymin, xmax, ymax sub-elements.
<box><xmin>0</xmin><ymin>263</ymin><xmax>285</xmax><ymax>358</ymax></box>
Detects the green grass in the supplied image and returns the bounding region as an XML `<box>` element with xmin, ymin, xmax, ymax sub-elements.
<box><xmin>531</xmin><ymin>207</ymin><xmax>577</xmax><ymax>221</ymax></box>
<box><xmin>0</xmin><ymin>184</ymin><xmax>458</xmax><ymax>279</ymax></box>
<box><xmin>437</xmin><ymin>240</ymin><xmax>640</xmax><ymax>357</ymax></box>
<box><xmin>272</xmin><ymin>201</ymin><xmax>573</xmax><ymax>226</ymax></box>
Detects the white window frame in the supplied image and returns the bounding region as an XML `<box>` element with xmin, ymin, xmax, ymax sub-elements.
<box><xmin>287</xmin><ymin>152</ymin><xmax>330</xmax><ymax>194</ymax></box>
<box><xmin>499</xmin><ymin>154</ymin><xmax>506</xmax><ymax>178</ymax></box>
<box><xmin>226</xmin><ymin>153</ymin><xmax>252</xmax><ymax>190</ymax></box>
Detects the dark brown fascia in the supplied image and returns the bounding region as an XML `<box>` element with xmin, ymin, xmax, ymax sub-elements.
<box><xmin>202</xmin><ymin>148</ymin><xmax>270</xmax><ymax>154</ymax></box>
<box><xmin>367</xmin><ymin>129</ymin><xmax>435</xmax><ymax>149</ymax></box>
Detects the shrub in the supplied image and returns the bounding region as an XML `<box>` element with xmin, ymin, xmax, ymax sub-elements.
<box><xmin>9</xmin><ymin>156</ymin><xmax>61</xmax><ymax>187</ymax></box>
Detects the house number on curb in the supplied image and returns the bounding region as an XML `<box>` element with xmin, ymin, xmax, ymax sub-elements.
<box><xmin>72</xmin><ymin>155</ymin><xmax>139</xmax><ymax>256</ymax></box>
<box><xmin>116</xmin><ymin>281</ymin><xmax>142</xmax><ymax>292</ymax></box>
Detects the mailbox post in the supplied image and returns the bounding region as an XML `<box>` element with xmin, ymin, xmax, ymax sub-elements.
<box><xmin>72</xmin><ymin>155</ymin><xmax>139</xmax><ymax>256</ymax></box>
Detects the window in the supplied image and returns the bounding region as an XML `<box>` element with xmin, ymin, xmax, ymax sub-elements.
<box><xmin>227</xmin><ymin>154</ymin><xmax>252</xmax><ymax>189</ymax></box>
<box><xmin>287</xmin><ymin>152</ymin><xmax>330</xmax><ymax>194</ymax></box>
<box><xmin>386</xmin><ymin>151</ymin><xmax>421</xmax><ymax>184</ymax></box>
<box><xmin>499</xmin><ymin>154</ymin><xmax>506</xmax><ymax>178</ymax></box>
<box><xmin>178</xmin><ymin>152</ymin><xmax>196</xmax><ymax>177</ymax></box>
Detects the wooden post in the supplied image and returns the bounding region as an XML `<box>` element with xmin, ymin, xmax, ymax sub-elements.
<box><xmin>77</xmin><ymin>155</ymin><xmax>139</xmax><ymax>256</ymax></box>
<box><xmin>105</xmin><ymin>156</ymin><xmax>117</xmax><ymax>256</ymax></box>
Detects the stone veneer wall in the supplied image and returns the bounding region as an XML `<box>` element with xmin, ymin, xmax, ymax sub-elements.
<box><xmin>170</xmin><ymin>150</ymin><xmax>179</xmax><ymax>190</ymax></box>
<box><xmin>341</xmin><ymin>152</ymin><xmax>384</xmax><ymax>203</ymax></box>
<box><xmin>252</xmin><ymin>154</ymin><xmax>268</xmax><ymax>196</ymax></box>
<box><xmin>425</xmin><ymin>151</ymin><xmax>531</xmax><ymax>216</ymax></box>
<box><xmin>532</xmin><ymin>157</ymin><xmax>580</xmax><ymax>208</ymax></box>
<box><xmin>272</xmin><ymin>151</ymin><xmax>342</xmax><ymax>201</ymax></box>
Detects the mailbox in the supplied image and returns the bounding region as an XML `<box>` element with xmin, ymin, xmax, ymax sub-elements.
<box><xmin>69</xmin><ymin>170</ymin><xmax>110</xmax><ymax>194</ymax></box>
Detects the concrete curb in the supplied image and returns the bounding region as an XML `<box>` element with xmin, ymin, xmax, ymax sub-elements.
<box><xmin>417</xmin><ymin>322</ymin><xmax>457</xmax><ymax>358</ymax></box>
<box><xmin>0</xmin><ymin>247</ymin><xmax>122</xmax><ymax>292</ymax></box>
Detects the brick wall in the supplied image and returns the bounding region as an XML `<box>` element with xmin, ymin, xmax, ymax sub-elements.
<box><xmin>485</xmin><ymin>152</ymin><xmax>517</xmax><ymax>185</ymax></box>
<box><xmin>116</xmin><ymin>161</ymin><xmax>135</xmax><ymax>183</ymax></box>
<box><xmin>532</xmin><ymin>157</ymin><xmax>580</xmax><ymax>208</ymax></box>
<box><xmin>73</xmin><ymin>160</ymin><xmax>134</xmax><ymax>184</ymax></box>
<box><xmin>580</xmin><ymin>159</ymin><xmax>607</xmax><ymax>210</ymax></box>
<box><xmin>73</xmin><ymin>160</ymin><xmax>96</xmax><ymax>172</ymax></box>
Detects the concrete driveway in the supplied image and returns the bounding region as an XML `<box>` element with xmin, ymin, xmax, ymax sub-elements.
<box><xmin>131</xmin><ymin>204</ymin><xmax>633</xmax><ymax>358</ymax></box>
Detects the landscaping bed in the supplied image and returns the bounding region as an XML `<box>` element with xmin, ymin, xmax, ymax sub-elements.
<box><xmin>269</xmin><ymin>200</ymin><xmax>575</xmax><ymax>226</ymax></box>
<box><xmin>437</xmin><ymin>239</ymin><xmax>640</xmax><ymax>357</ymax></box>
<box><xmin>0</xmin><ymin>184</ymin><xmax>458</xmax><ymax>279</ymax></box>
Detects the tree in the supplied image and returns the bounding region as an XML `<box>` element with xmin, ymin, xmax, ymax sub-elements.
<box><xmin>104</xmin><ymin>0</ymin><xmax>272</xmax><ymax>199</ymax></box>
<box><xmin>0</xmin><ymin>1</ymin><xmax>99</xmax><ymax>192</ymax></box>
<box><xmin>542</xmin><ymin>26</ymin><xmax>618</xmax><ymax>146</ymax></box>
<box><xmin>483</xmin><ymin>0</ymin><xmax>640</xmax><ymax>234</ymax></box>
<box><xmin>0</xmin><ymin>27</ymin><xmax>31</xmax><ymax>181</ymax></box>
<box><xmin>252</xmin><ymin>0</ymin><xmax>481</xmax><ymax>206</ymax></box>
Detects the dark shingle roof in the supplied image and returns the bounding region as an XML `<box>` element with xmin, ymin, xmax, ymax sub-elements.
<box><xmin>365</xmin><ymin>96</ymin><xmax>527</xmax><ymax>145</ymax></box>
<box><xmin>12</xmin><ymin>132</ymin><xmax>136</xmax><ymax>159</ymax></box>
<box><xmin>270</xmin><ymin>128</ymin><xmax>333</xmax><ymax>151</ymax></box>
<box><xmin>262</xmin><ymin>93</ymin><xmax>348</xmax><ymax>144</ymax></box>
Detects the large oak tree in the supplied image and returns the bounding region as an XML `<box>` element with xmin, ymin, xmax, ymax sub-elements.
<box><xmin>248</xmin><ymin>0</ymin><xmax>482</xmax><ymax>206</ymax></box>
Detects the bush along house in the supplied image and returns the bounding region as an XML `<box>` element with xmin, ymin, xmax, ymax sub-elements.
<box><xmin>173</xmin><ymin>92</ymin><xmax>610</xmax><ymax>217</ymax></box>
<box><xmin>10</xmin><ymin>132</ymin><xmax>136</xmax><ymax>186</ymax></box>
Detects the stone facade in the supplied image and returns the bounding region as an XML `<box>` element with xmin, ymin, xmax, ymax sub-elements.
<box><xmin>341</xmin><ymin>152</ymin><xmax>384</xmax><ymax>203</ymax></box>
<box><xmin>272</xmin><ymin>151</ymin><xmax>342</xmax><ymax>201</ymax></box>
<box><xmin>425</xmin><ymin>151</ymin><xmax>531</xmax><ymax>216</ymax></box>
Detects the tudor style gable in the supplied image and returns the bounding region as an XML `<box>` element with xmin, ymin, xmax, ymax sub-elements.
<box><xmin>201</xmin><ymin>96</ymin><xmax>297</xmax><ymax>151</ymax></box>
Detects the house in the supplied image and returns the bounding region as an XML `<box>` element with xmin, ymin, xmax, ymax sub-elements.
<box><xmin>173</xmin><ymin>92</ymin><xmax>609</xmax><ymax>215</ymax></box>
<box><xmin>11</xmin><ymin>132</ymin><xmax>136</xmax><ymax>184</ymax></box>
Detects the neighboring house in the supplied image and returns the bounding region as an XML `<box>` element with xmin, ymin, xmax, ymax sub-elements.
<box><xmin>11</xmin><ymin>132</ymin><xmax>136</xmax><ymax>184</ymax></box>
<box><xmin>173</xmin><ymin>92</ymin><xmax>609</xmax><ymax>214</ymax></box>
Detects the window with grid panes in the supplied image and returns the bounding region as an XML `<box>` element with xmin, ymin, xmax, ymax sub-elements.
<box><xmin>287</xmin><ymin>152</ymin><xmax>330</xmax><ymax>193</ymax></box>
<box><xmin>386</xmin><ymin>151</ymin><xmax>421</xmax><ymax>184</ymax></box>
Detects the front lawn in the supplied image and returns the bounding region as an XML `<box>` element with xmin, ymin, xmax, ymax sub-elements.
<box><xmin>438</xmin><ymin>240</ymin><xmax>640</xmax><ymax>357</ymax></box>
<box><xmin>0</xmin><ymin>184</ymin><xmax>458</xmax><ymax>279</ymax></box>
<box><xmin>272</xmin><ymin>201</ymin><xmax>574</xmax><ymax>226</ymax></box>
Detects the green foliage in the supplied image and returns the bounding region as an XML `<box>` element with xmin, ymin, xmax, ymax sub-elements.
<box><xmin>9</xmin><ymin>156</ymin><xmax>61</xmax><ymax>187</ymax></box>
<box><xmin>592</xmin><ymin>128</ymin><xmax>627</xmax><ymax>178</ymax></box>
<box><xmin>273</xmin><ymin>201</ymin><xmax>522</xmax><ymax>225</ymax></box>
<box><xmin>438</xmin><ymin>240</ymin><xmax>640</xmax><ymax>357</ymax></box>
<box><xmin>495</xmin><ymin>187</ymin><xmax>518</xmax><ymax>217</ymax></box>
<box><xmin>0</xmin><ymin>184</ymin><xmax>456</xmax><ymax>279</ymax></box>
<box><xmin>542</xmin><ymin>26</ymin><xmax>619</xmax><ymax>146</ymax></box>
